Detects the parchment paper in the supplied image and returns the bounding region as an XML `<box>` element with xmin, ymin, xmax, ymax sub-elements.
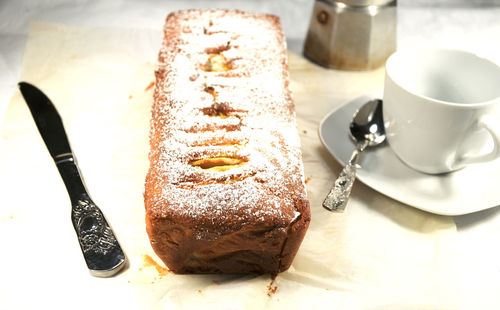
<box><xmin>0</xmin><ymin>22</ymin><xmax>469</xmax><ymax>310</ymax></box>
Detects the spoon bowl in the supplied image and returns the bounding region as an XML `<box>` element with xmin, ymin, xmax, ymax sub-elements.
<box><xmin>350</xmin><ymin>98</ymin><xmax>386</xmax><ymax>147</ymax></box>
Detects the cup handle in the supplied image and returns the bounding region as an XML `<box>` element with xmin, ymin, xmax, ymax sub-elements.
<box><xmin>456</xmin><ymin>115</ymin><xmax>500</xmax><ymax>167</ymax></box>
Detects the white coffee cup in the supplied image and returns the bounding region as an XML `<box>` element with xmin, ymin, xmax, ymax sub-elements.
<box><xmin>383</xmin><ymin>48</ymin><xmax>500</xmax><ymax>174</ymax></box>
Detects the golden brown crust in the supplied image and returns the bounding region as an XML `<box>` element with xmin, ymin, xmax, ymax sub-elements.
<box><xmin>145</xmin><ymin>9</ymin><xmax>310</xmax><ymax>274</ymax></box>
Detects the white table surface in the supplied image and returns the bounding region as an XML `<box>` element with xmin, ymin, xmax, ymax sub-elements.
<box><xmin>1</xmin><ymin>1</ymin><xmax>500</xmax><ymax>309</ymax></box>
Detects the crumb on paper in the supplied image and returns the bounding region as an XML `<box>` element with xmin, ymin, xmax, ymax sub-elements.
<box><xmin>142</xmin><ymin>254</ymin><xmax>170</xmax><ymax>276</ymax></box>
<box><xmin>266</xmin><ymin>276</ymin><xmax>278</xmax><ymax>297</ymax></box>
<box><xmin>145</xmin><ymin>81</ymin><xmax>154</xmax><ymax>91</ymax></box>
<box><xmin>302</xmin><ymin>130</ymin><xmax>307</xmax><ymax>134</ymax></box>
<box><xmin>212</xmin><ymin>280</ymin><xmax>221</xmax><ymax>285</ymax></box>
<box><xmin>305</xmin><ymin>176</ymin><xmax>312</xmax><ymax>184</ymax></box>
<box><xmin>266</xmin><ymin>284</ymin><xmax>278</xmax><ymax>296</ymax></box>
<box><xmin>198</xmin><ymin>289</ymin><xmax>203</xmax><ymax>294</ymax></box>
<box><xmin>129</xmin><ymin>95</ymin><xmax>133</xmax><ymax>99</ymax></box>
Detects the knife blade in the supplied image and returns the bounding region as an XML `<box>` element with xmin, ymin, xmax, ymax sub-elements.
<box><xmin>19</xmin><ymin>82</ymin><xmax>126</xmax><ymax>277</ymax></box>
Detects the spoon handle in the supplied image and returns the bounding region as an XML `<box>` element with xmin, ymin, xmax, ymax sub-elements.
<box><xmin>322</xmin><ymin>143</ymin><xmax>366</xmax><ymax>212</ymax></box>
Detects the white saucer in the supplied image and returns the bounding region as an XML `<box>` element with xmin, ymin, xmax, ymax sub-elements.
<box><xmin>319</xmin><ymin>95</ymin><xmax>500</xmax><ymax>216</ymax></box>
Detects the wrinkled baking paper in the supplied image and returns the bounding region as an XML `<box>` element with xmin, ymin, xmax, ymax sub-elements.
<box><xmin>0</xmin><ymin>22</ymin><xmax>477</xmax><ymax>310</ymax></box>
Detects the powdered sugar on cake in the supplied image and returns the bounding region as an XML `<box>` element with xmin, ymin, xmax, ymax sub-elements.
<box><xmin>147</xmin><ymin>9</ymin><xmax>308</xmax><ymax>238</ymax></box>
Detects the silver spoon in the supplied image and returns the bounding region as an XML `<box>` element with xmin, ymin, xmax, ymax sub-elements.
<box><xmin>323</xmin><ymin>99</ymin><xmax>386</xmax><ymax>212</ymax></box>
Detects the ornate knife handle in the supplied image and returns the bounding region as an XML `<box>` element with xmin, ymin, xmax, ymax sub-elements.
<box><xmin>72</xmin><ymin>197</ymin><xmax>125</xmax><ymax>276</ymax></box>
<box><xmin>57</xmin><ymin>156</ymin><xmax>126</xmax><ymax>277</ymax></box>
<box><xmin>322</xmin><ymin>142</ymin><xmax>366</xmax><ymax>212</ymax></box>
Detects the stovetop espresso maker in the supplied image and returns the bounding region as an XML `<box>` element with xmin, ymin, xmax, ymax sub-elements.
<box><xmin>304</xmin><ymin>0</ymin><xmax>397</xmax><ymax>70</ymax></box>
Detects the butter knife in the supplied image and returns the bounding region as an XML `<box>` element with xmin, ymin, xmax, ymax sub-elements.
<box><xmin>19</xmin><ymin>82</ymin><xmax>126</xmax><ymax>277</ymax></box>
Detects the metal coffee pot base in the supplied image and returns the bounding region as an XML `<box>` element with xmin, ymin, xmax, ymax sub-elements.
<box><xmin>303</xmin><ymin>0</ymin><xmax>397</xmax><ymax>71</ymax></box>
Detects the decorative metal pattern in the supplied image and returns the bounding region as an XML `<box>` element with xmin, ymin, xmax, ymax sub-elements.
<box><xmin>72</xmin><ymin>199</ymin><xmax>117</xmax><ymax>255</ymax></box>
<box><xmin>322</xmin><ymin>163</ymin><xmax>357</xmax><ymax>212</ymax></box>
<box><xmin>323</xmin><ymin>144</ymin><xmax>365</xmax><ymax>212</ymax></box>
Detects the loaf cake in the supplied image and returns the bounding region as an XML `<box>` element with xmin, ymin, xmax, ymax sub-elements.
<box><xmin>144</xmin><ymin>9</ymin><xmax>310</xmax><ymax>274</ymax></box>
